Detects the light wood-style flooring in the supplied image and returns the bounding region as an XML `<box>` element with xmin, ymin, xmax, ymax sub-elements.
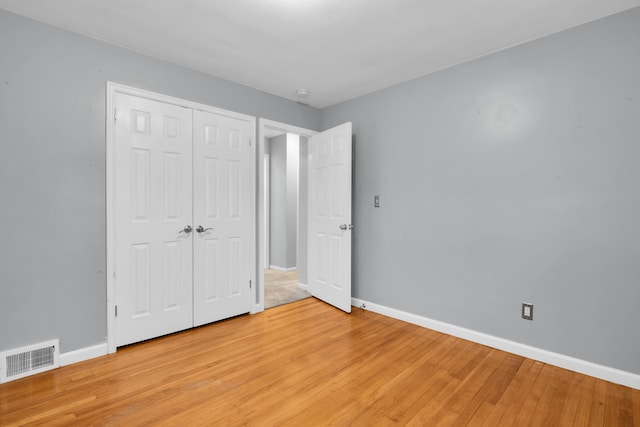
<box><xmin>1</xmin><ymin>298</ymin><xmax>638</xmax><ymax>426</ymax></box>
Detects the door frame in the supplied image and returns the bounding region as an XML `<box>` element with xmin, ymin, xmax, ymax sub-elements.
<box><xmin>256</xmin><ymin>119</ymin><xmax>317</xmax><ymax>313</ymax></box>
<box><xmin>263</xmin><ymin>154</ymin><xmax>270</xmax><ymax>269</ymax></box>
<box><xmin>106</xmin><ymin>82</ymin><xmax>256</xmax><ymax>353</ymax></box>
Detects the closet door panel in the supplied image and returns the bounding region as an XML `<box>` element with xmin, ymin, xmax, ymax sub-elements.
<box><xmin>114</xmin><ymin>93</ymin><xmax>194</xmax><ymax>347</ymax></box>
<box><xmin>193</xmin><ymin>110</ymin><xmax>253</xmax><ymax>326</ymax></box>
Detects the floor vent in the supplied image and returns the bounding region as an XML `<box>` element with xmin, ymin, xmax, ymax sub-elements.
<box><xmin>0</xmin><ymin>339</ymin><xmax>60</xmax><ymax>383</ymax></box>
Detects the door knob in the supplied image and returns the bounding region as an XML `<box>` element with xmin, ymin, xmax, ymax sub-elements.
<box><xmin>339</xmin><ymin>224</ymin><xmax>354</xmax><ymax>231</ymax></box>
<box><xmin>178</xmin><ymin>225</ymin><xmax>193</xmax><ymax>234</ymax></box>
<box><xmin>196</xmin><ymin>225</ymin><xmax>213</xmax><ymax>233</ymax></box>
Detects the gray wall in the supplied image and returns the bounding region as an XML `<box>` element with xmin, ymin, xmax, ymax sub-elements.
<box><xmin>285</xmin><ymin>135</ymin><xmax>299</xmax><ymax>269</ymax></box>
<box><xmin>268</xmin><ymin>134</ymin><xmax>307</xmax><ymax>277</ymax></box>
<box><xmin>269</xmin><ymin>135</ymin><xmax>288</xmax><ymax>269</ymax></box>
<box><xmin>298</xmin><ymin>137</ymin><xmax>309</xmax><ymax>285</ymax></box>
<box><xmin>269</xmin><ymin>134</ymin><xmax>299</xmax><ymax>270</ymax></box>
<box><xmin>0</xmin><ymin>9</ymin><xmax>318</xmax><ymax>354</ymax></box>
<box><xmin>321</xmin><ymin>7</ymin><xmax>640</xmax><ymax>374</ymax></box>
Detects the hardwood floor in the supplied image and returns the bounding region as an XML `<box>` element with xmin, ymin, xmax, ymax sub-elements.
<box><xmin>1</xmin><ymin>298</ymin><xmax>638</xmax><ymax>426</ymax></box>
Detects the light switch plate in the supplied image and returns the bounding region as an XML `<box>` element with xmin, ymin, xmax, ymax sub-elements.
<box><xmin>374</xmin><ymin>195</ymin><xmax>380</xmax><ymax>208</ymax></box>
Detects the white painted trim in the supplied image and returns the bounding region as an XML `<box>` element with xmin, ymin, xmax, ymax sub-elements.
<box><xmin>107</xmin><ymin>82</ymin><xmax>255</xmax><ymax>122</ymax></box>
<box><xmin>106</xmin><ymin>82</ymin><xmax>116</xmax><ymax>354</ymax></box>
<box><xmin>106</xmin><ymin>82</ymin><xmax>256</xmax><ymax>353</ymax></box>
<box><xmin>248</xmin><ymin>118</ymin><xmax>257</xmax><ymax>321</ymax></box>
<box><xmin>256</xmin><ymin>119</ymin><xmax>317</xmax><ymax>315</ymax></box>
<box><xmin>297</xmin><ymin>282</ymin><xmax>309</xmax><ymax>291</ymax></box>
<box><xmin>264</xmin><ymin>154</ymin><xmax>270</xmax><ymax>270</ymax></box>
<box><xmin>352</xmin><ymin>297</ymin><xmax>640</xmax><ymax>390</ymax></box>
<box><xmin>269</xmin><ymin>265</ymin><xmax>298</xmax><ymax>272</ymax></box>
<box><xmin>291</xmin><ymin>133</ymin><xmax>300</xmax><ymax>294</ymax></box>
<box><xmin>60</xmin><ymin>343</ymin><xmax>108</xmax><ymax>366</ymax></box>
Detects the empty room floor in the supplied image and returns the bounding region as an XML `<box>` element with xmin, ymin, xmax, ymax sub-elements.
<box><xmin>1</xmin><ymin>298</ymin><xmax>638</xmax><ymax>425</ymax></box>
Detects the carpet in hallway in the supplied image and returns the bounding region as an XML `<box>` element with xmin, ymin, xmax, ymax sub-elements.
<box><xmin>264</xmin><ymin>269</ymin><xmax>311</xmax><ymax>309</ymax></box>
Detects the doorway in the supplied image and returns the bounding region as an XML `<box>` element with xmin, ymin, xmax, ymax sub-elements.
<box><xmin>263</xmin><ymin>131</ymin><xmax>310</xmax><ymax>309</ymax></box>
<box><xmin>257</xmin><ymin>120</ymin><xmax>317</xmax><ymax>311</ymax></box>
<box><xmin>257</xmin><ymin>119</ymin><xmax>354</xmax><ymax>313</ymax></box>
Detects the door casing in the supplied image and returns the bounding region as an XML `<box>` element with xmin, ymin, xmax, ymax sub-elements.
<box><xmin>106</xmin><ymin>82</ymin><xmax>256</xmax><ymax>353</ymax></box>
<box><xmin>264</xmin><ymin>154</ymin><xmax>270</xmax><ymax>268</ymax></box>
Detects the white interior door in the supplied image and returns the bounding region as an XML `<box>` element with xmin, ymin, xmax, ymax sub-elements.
<box><xmin>308</xmin><ymin>122</ymin><xmax>352</xmax><ymax>313</ymax></box>
<box><xmin>193</xmin><ymin>110</ymin><xmax>253</xmax><ymax>326</ymax></box>
<box><xmin>114</xmin><ymin>93</ymin><xmax>194</xmax><ymax>347</ymax></box>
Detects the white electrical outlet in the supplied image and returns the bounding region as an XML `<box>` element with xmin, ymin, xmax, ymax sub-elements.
<box><xmin>522</xmin><ymin>303</ymin><xmax>533</xmax><ymax>320</ymax></box>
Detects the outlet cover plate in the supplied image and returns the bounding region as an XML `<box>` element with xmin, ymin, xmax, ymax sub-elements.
<box><xmin>522</xmin><ymin>303</ymin><xmax>533</xmax><ymax>321</ymax></box>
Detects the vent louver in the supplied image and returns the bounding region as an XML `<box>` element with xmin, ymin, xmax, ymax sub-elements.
<box><xmin>0</xmin><ymin>339</ymin><xmax>60</xmax><ymax>383</ymax></box>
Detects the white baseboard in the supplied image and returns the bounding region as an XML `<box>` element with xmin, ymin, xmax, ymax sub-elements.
<box><xmin>60</xmin><ymin>343</ymin><xmax>108</xmax><ymax>366</ymax></box>
<box><xmin>352</xmin><ymin>297</ymin><xmax>640</xmax><ymax>390</ymax></box>
<box><xmin>297</xmin><ymin>282</ymin><xmax>308</xmax><ymax>291</ymax></box>
<box><xmin>269</xmin><ymin>265</ymin><xmax>297</xmax><ymax>272</ymax></box>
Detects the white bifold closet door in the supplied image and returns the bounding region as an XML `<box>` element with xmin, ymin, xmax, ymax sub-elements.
<box><xmin>114</xmin><ymin>93</ymin><xmax>252</xmax><ymax>347</ymax></box>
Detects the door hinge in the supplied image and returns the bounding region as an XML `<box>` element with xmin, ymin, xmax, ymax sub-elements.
<box><xmin>249</xmin><ymin>138</ymin><xmax>252</xmax><ymax>147</ymax></box>
<box><xmin>115</xmin><ymin>305</ymin><xmax>118</xmax><ymax>317</ymax></box>
<box><xmin>114</xmin><ymin>109</ymin><xmax>117</xmax><ymax>124</ymax></box>
<box><xmin>249</xmin><ymin>280</ymin><xmax>252</xmax><ymax>289</ymax></box>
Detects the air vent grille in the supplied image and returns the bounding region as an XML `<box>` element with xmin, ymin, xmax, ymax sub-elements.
<box><xmin>0</xmin><ymin>339</ymin><xmax>60</xmax><ymax>383</ymax></box>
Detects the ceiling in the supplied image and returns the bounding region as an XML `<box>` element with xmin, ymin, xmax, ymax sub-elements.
<box><xmin>1</xmin><ymin>0</ymin><xmax>639</xmax><ymax>108</ymax></box>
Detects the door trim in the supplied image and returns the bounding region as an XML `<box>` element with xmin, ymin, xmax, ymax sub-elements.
<box><xmin>264</xmin><ymin>154</ymin><xmax>270</xmax><ymax>269</ymax></box>
<box><xmin>106</xmin><ymin>82</ymin><xmax>256</xmax><ymax>353</ymax></box>
<box><xmin>256</xmin><ymin>119</ymin><xmax>317</xmax><ymax>313</ymax></box>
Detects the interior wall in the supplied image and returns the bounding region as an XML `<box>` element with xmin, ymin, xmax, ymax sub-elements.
<box><xmin>269</xmin><ymin>134</ymin><xmax>288</xmax><ymax>269</ymax></box>
<box><xmin>268</xmin><ymin>133</ymin><xmax>299</xmax><ymax>270</ymax></box>
<box><xmin>286</xmin><ymin>134</ymin><xmax>300</xmax><ymax>269</ymax></box>
<box><xmin>321</xmin><ymin>7</ymin><xmax>640</xmax><ymax>375</ymax></box>
<box><xmin>0</xmin><ymin>9</ymin><xmax>318</xmax><ymax>354</ymax></box>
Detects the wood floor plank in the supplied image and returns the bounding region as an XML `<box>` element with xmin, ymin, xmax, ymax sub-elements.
<box><xmin>0</xmin><ymin>298</ymin><xmax>638</xmax><ymax>426</ymax></box>
<box><xmin>589</xmin><ymin>378</ymin><xmax>609</xmax><ymax>425</ymax></box>
<box><xmin>511</xmin><ymin>361</ymin><xmax>555</xmax><ymax>425</ymax></box>
<box><xmin>480</xmin><ymin>358</ymin><xmax>544</xmax><ymax>426</ymax></box>
<box><xmin>633</xmin><ymin>388</ymin><xmax>640</xmax><ymax>426</ymax></box>
<box><xmin>484</xmin><ymin>358</ymin><xmax>538</xmax><ymax>424</ymax></box>
<box><xmin>455</xmin><ymin>351</ymin><xmax>524</xmax><ymax>425</ymax></box>
<box><xmin>246</xmin><ymin>311</ymin><xmax>435</xmax><ymax>425</ymax></box>
<box><xmin>534</xmin><ymin>365</ymin><xmax>572</xmax><ymax>426</ymax></box>
<box><xmin>319</xmin><ymin>334</ymin><xmax>458</xmax><ymax>426</ymax></box>
<box><xmin>557</xmin><ymin>371</ymin><xmax>590</xmax><ymax>425</ymax></box>
<box><xmin>412</xmin><ymin>349</ymin><xmax>512</xmax><ymax>425</ymax></box>
<box><xmin>605</xmin><ymin>382</ymin><xmax>634</xmax><ymax>426</ymax></box>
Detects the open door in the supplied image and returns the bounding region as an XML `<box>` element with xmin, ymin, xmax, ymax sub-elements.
<box><xmin>308</xmin><ymin>122</ymin><xmax>352</xmax><ymax>313</ymax></box>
